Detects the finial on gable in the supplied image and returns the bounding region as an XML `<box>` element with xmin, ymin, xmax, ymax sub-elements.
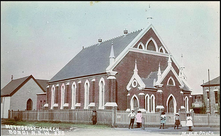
<box><xmin>109</xmin><ymin>41</ymin><xmax>115</xmax><ymax>65</ymax></box>
<box><xmin>179</xmin><ymin>54</ymin><xmax>186</xmax><ymax>80</ymax></box>
<box><xmin>146</xmin><ymin>4</ymin><xmax>153</xmax><ymax>23</ymax></box>
<box><xmin>180</xmin><ymin>54</ymin><xmax>185</xmax><ymax>69</ymax></box>
<box><xmin>168</xmin><ymin>54</ymin><xmax>172</xmax><ymax>67</ymax></box>
<box><xmin>157</xmin><ymin>62</ymin><xmax>161</xmax><ymax>78</ymax></box>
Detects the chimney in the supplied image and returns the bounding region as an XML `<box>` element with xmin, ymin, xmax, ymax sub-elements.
<box><xmin>11</xmin><ymin>75</ymin><xmax>13</xmax><ymax>81</ymax></box>
<box><xmin>98</xmin><ymin>38</ymin><xmax>102</xmax><ymax>44</ymax></box>
<box><xmin>124</xmin><ymin>30</ymin><xmax>128</xmax><ymax>35</ymax></box>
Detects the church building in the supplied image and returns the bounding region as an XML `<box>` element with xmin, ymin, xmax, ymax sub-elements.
<box><xmin>45</xmin><ymin>22</ymin><xmax>192</xmax><ymax>113</ymax></box>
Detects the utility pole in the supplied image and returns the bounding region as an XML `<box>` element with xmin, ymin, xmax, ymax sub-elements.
<box><xmin>208</xmin><ymin>69</ymin><xmax>211</xmax><ymax>114</ymax></box>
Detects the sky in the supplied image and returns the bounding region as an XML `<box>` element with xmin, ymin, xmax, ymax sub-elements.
<box><xmin>1</xmin><ymin>1</ymin><xmax>220</xmax><ymax>94</ymax></box>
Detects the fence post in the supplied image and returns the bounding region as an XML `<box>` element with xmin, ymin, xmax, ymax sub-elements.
<box><xmin>111</xmin><ymin>107</ymin><xmax>114</xmax><ymax>127</ymax></box>
<box><xmin>37</xmin><ymin>110</ymin><xmax>39</xmax><ymax>121</ymax></box>
<box><xmin>207</xmin><ymin>113</ymin><xmax>210</xmax><ymax>126</ymax></box>
<box><xmin>12</xmin><ymin>110</ymin><xmax>13</xmax><ymax>119</ymax></box>
<box><xmin>111</xmin><ymin>107</ymin><xmax>116</xmax><ymax>127</ymax></box>
<box><xmin>20</xmin><ymin>110</ymin><xmax>23</xmax><ymax>121</ymax></box>
<box><xmin>8</xmin><ymin>110</ymin><xmax>10</xmax><ymax>119</ymax></box>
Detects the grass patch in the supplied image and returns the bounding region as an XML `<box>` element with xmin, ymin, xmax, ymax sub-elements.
<box><xmin>1</xmin><ymin>119</ymin><xmax>110</xmax><ymax>130</ymax></box>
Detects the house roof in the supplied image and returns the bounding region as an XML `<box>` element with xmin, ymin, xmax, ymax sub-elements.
<box><xmin>49</xmin><ymin>29</ymin><xmax>142</xmax><ymax>83</ymax></box>
<box><xmin>201</xmin><ymin>76</ymin><xmax>220</xmax><ymax>86</ymax></box>
<box><xmin>1</xmin><ymin>75</ymin><xmax>48</xmax><ymax>97</ymax></box>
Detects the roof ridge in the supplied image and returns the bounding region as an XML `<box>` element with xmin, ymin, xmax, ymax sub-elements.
<box><xmin>36</xmin><ymin>79</ymin><xmax>49</xmax><ymax>81</ymax></box>
<box><xmin>11</xmin><ymin>75</ymin><xmax>31</xmax><ymax>81</ymax></box>
<box><xmin>83</xmin><ymin>29</ymin><xmax>143</xmax><ymax>49</ymax></box>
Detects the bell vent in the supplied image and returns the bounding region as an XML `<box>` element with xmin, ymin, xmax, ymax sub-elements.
<box><xmin>124</xmin><ymin>30</ymin><xmax>128</xmax><ymax>35</ymax></box>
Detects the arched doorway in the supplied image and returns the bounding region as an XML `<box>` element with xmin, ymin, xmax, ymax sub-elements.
<box><xmin>26</xmin><ymin>99</ymin><xmax>33</xmax><ymax>110</ymax></box>
<box><xmin>166</xmin><ymin>94</ymin><xmax>177</xmax><ymax>113</ymax></box>
<box><xmin>168</xmin><ymin>97</ymin><xmax>174</xmax><ymax>113</ymax></box>
<box><xmin>131</xmin><ymin>95</ymin><xmax>139</xmax><ymax>110</ymax></box>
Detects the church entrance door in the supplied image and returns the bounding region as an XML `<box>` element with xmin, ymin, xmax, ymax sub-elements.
<box><xmin>168</xmin><ymin>96</ymin><xmax>174</xmax><ymax>113</ymax></box>
<box><xmin>131</xmin><ymin>96</ymin><xmax>139</xmax><ymax>111</ymax></box>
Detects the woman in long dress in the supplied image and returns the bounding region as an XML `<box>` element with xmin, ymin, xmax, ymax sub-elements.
<box><xmin>186</xmin><ymin>113</ymin><xmax>193</xmax><ymax>131</ymax></box>
<box><xmin>135</xmin><ymin>110</ymin><xmax>142</xmax><ymax>128</ymax></box>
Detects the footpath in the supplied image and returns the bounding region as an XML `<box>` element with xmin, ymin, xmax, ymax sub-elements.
<box><xmin>1</xmin><ymin>124</ymin><xmax>220</xmax><ymax>136</ymax></box>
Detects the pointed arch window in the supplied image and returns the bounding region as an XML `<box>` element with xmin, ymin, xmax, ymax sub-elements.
<box><xmin>60</xmin><ymin>83</ymin><xmax>65</xmax><ymax>109</ymax></box>
<box><xmin>149</xmin><ymin>95</ymin><xmax>155</xmax><ymax>113</ymax></box>
<box><xmin>184</xmin><ymin>96</ymin><xmax>189</xmax><ymax>112</ymax></box>
<box><xmin>137</xmin><ymin>42</ymin><xmax>144</xmax><ymax>50</ymax></box>
<box><xmin>71</xmin><ymin>82</ymin><xmax>77</xmax><ymax>109</ymax></box>
<box><xmin>147</xmin><ymin>40</ymin><xmax>156</xmax><ymax>51</ymax></box>
<box><xmin>84</xmin><ymin>80</ymin><xmax>90</xmax><ymax>109</ymax></box>
<box><xmin>51</xmin><ymin>85</ymin><xmax>55</xmax><ymax>109</ymax></box>
<box><xmin>214</xmin><ymin>90</ymin><xmax>219</xmax><ymax>103</ymax></box>
<box><xmin>167</xmin><ymin>77</ymin><xmax>175</xmax><ymax>86</ymax></box>
<box><xmin>146</xmin><ymin>38</ymin><xmax>158</xmax><ymax>52</ymax></box>
<box><xmin>99</xmin><ymin>78</ymin><xmax>105</xmax><ymax>109</ymax></box>
<box><xmin>159</xmin><ymin>46</ymin><xmax>165</xmax><ymax>53</ymax></box>
<box><xmin>26</xmin><ymin>99</ymin><xmax>33</xmax><ymax>111</ymax></box>
<box><xmin>145</xmin><ymin>94</ymin><xmax>150</xmax><ymax>112</ymax></box>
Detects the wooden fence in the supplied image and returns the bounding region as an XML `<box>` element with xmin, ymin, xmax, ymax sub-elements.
<box><xmin>8</xmin><ymin>109</ymin><xmax>113</xmax><ymax>125</ymax></box>
<box><xmin>8</xmin><ymin>110</ymin><xmax>220</xmax><ymax>127</ymax></box>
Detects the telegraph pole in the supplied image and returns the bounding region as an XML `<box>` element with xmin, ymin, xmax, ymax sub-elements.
<box><xmin>208</xmin><ymin>69</ymin><xmax>211</xmax><ymax>114</ymax></box>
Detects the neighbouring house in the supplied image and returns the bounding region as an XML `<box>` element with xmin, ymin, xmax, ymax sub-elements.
<box><xmin>191</xmin><ymin>93</ymin><xmax>204</xmax><ymax>114</ymax></box>
<box><xmin>201</xmin><ymin>76</ymin><xmax>220</xmax><ymax>114</ymax></box>
<box><xmin>45</xmin><ymin>22</ymin><xmax>192</xmax><ymax>114</ymax></box>
<box><xmin>1</xmin><ymin>75</ymin><xmax>48</xmax><ymax>118</ymax></box>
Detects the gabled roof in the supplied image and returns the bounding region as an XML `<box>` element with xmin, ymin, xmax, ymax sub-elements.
<box><xmin>201</xmin><ymin>76</ymin><xmax>220</xmax><ymax>86</ymax></box>
<box><xmin>49</xmin><ymin>29</ymin><xmax>142</xmax><ymax>83</ymax></box>
<box><xmin>1</xmin><ymin>75</ymin><xmax>48</xmax><ymax>97</ymax></box>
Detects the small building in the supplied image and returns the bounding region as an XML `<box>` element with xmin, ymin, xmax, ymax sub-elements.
<box><xmin>1</xmin><ymin>75</ymin><xmax>48</xmax><ymax>118</ymax></box>
<box><xmin>201</xmin><ymin>76</ymin><xmax>220</xmax><ymax>114</ymax></box>
<box><xmin>191</xmin><ymin>93</ymin><xmax>204</xmax><ymax>114</ymax></box>
<box><xmin>45</xmin><ymin>23</ymin><xmax>192</xmax><ymax>114</ymax></box>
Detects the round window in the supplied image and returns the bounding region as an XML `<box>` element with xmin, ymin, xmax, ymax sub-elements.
<box><xmin>132</xmin><ymin>80</ymin><xmax>137</xmax><ymax>88</ymax></box>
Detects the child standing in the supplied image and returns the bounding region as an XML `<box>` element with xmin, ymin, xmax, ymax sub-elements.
<box><xmin>174</xmin><ymin>113</ymin><xmax>180</xmax><ymax>129</ymax></box>
<box><xmin>128</xmin><ymin>110</ymin><xmax>136</xmax><ymax>129</ymax></box>
<box><xmin>186</xmin><ymin>113</ymin><xmax>193</xmax><ymax>131</ymax></box>
<box><xmin>159</xmin><ymin>112</ymin><xmax>166</xmax><ymax>129</ymax></box>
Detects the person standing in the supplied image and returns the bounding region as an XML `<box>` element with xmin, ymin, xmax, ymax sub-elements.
<box><xmin>128</xmin><ymin>110</ymin><xmax>136</xmax><ymax>129</ymax></box>
<box><xmin>91</xmin><ymin>110</ymin><xmax>97</xmax><ymax>125</ymax></box>
<box><xmin>186</xmin><ymin>113</ymin><xmax>193</xmax><ymax>131</ymax></box>
<box><xmin>159</xmin><ymin>111</ymin><xmax>166</xmax><ymax>129</ymax></box>
<box><xmin>135</xmin><ymin>110</ymin><xmax>142</xmax><ymax>128</ymax></box>
<box><xmin>174</xmin><ymin>113</ymin><xmax>180</xmax><ymax>129</ymax></box>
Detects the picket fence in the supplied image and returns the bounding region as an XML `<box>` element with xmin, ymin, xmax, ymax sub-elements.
<box><xmin>8</xmin><ymin>110</ymin><xmax>220</xmax><ymax>127</ymax></box>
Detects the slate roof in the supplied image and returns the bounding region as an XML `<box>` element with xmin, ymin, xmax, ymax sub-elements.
<box><xmin>182</xmin><ymin>82</ymin><xmax>191</xmax><ymax>91</ymax></box>
<box><xmin>142</xmin><ymin>71</ymin><xmax>158</xmax><ymax>89</ymax></box>
<box><xmin>142</xmin><ymin>70</ymin><xmax>191</xmax><ymax>91</ymax></box>
<box><xmin>201</xmin><ymin>76</ymin><xmax>220</xmax><ymax>86</ymax></box>
<box><xmin>1</xmin><ymin>75</ymin><xmax>48</xmax><ymax>97</ymax></box>
<box><xmin>49</xmin><ymin>29</ymin><xmax>142</xmax><ymax>82</ymax></box>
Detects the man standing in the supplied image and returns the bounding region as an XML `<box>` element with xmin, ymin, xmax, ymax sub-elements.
<box><xmin>128</xmin><ymin>110</ymin><xmax>136</xmax><ymax>129</ymax></box>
